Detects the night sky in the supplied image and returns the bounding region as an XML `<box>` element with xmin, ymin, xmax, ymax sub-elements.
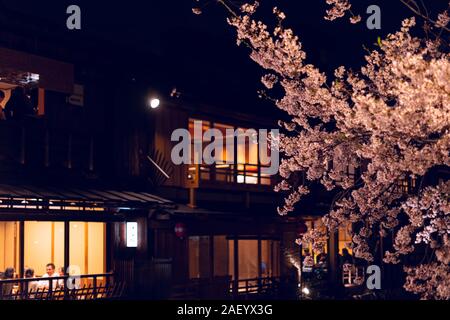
<box><xmin>4</xmin><ymin>0</ymin><xmax>447</xmax><ymax>116</ymax></box>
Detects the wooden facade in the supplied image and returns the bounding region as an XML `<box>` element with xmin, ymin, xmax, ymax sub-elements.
<box><xmin>0</xmin><ymin>9</ymin><xmax>305</xmax><ymax>300</ymax></box>
<box><xmin>0</xmin><ymin>42</ymin><xmax>301</xmax><ymax>300</ymax></box>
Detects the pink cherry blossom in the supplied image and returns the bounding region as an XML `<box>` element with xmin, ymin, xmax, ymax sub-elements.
<box><xmin>224</xmin><ymin>1</ymin><xmax>450</xmax><ymax>299</ymax></box>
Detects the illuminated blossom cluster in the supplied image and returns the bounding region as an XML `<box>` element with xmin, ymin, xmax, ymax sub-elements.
<box><xmin>404</xmin><ymin>263</ymin><xmax>450</xmax><ymax>300</ymax></box>
<box><xmin>324</xmin><ymin>0</ymin><xmax>351</xmax><ymax>21</ymax></box>
<box><xmin>385</xmin><ymin>181</ymin><xmax>450</xmax><ymax>298</ymax></box>
<box><xmin>226</xmin><ymin>1</ymin><xmax>450</xmax><ymax>299</ymax></box>
<box><xmin>436</xmin><ymin>11</ymin><xmax>450</xmax><ymax>28</ymax></box>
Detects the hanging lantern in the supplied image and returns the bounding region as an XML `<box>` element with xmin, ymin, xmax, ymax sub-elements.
<box><xmin>297</xmin><ymin>221</ymin><xmax>308</xmax><ymax>237</ymax></box>
<box><xmin>174</xmin><ymin>222</ymin><xmax>187</xmax><ymax>239</ymax></box>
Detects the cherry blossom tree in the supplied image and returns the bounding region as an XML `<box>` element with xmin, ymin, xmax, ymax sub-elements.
<box><xmin>202</xmin><ymin>0</ymin><xmax>449</xmax><ymax>299</ymax></box>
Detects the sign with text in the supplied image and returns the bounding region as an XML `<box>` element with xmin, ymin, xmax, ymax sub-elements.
<box><xmin>126</xmin><ymin>222</ymin><xmax>138</xmax><ymax>248</ymax></box>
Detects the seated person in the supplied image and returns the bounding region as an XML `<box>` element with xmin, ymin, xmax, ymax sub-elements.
<box><xmin>38</xmin><ymin>263</ymin><xmax>64</xmax><ymax>290</ymax></box>
<box><xmin>24</xmin><ymin>268</ymin><xmax>39</xmax><ymax>294</ymax></box>
<box><xmin>1</xmin><ymin>267</ymin><xmax>15</xmax><ymax>299</ymax></box>
<box><xmin>315</xmin><ymin>252</ymin><xmax>328</xmax><ymax>268</ymax></box>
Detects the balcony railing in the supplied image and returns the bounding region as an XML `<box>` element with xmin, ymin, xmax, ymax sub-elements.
<box><xmin>342</xmin><ymin>264</ymin><xmax>365</xmax><ymax>288</ymax></box>
<box><xmin>188</xmin><ymin>163</ymin><xmax>273</xmax><ymax>187</ymax></box>
<box><xmin>170</xmin><ymin>276</ymin><xmax>282</xmax><ymax>300</ymax></box>
<box><xmin>0</xmin><ymin>272</ymin><xmax>125</xmax><ymax>300</ymax></box>
<box><xmin>229</xmin><ymin>276</ymin><xmax>281</xmax><ymax>295</ymax></box>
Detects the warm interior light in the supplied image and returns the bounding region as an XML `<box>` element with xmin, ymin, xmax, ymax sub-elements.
<box><xmin>237</xmin><ymin>175</ymin><xmax>258</xmax><ymax>184</ymax></box>
<box><xmin>149</xmin><ymin>98</ymin><xmax>160</xmax><ymax>109</ymax></box>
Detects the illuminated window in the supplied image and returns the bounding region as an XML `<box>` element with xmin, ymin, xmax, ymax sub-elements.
<box><xmin>188</xmin><ymin>119</ymin><xmax>210</xmax><ymax>164</ymax></box>
<box><xmin>69</xmin><ymin>222</ymin><xmax>106</xmax><ymax>275</ymax></box>
<box><xmin>187</xmin><ymin>119</ymin><xmax>273</xmax><ymax>186</ymax></box>
<box><xmin>0</xmin><ymin>222</ymin><xmax>20</xmax><ymax>273</ymax></box>
<box><xmin>261</xmin><ymin>240</ymin><xmax>280</xmax><ymax>278</ymax></box>
<box><xmin>302</xmin><ymin>219</ymin><xmax>328</xmax><ymax>263</ymax></box>
<box><xmin>338</xmin><ymin>223</ymin><xmax>353</xmax><ymax>255</ymax></box>
<box><xmin>214</xmin><ymin>123</ymin><xmax>234</xmax><ymax>164</ymax></box>
<box><xmin>236</xmin><ymin>128</ymin><xmax>258</xmax><ymax>165</ymax></box>
<box><xmin>188</xmin><ymin>119</ymin><xmax>211</xmax><ymax>180</ymax></box>
<box><xmin>228</xmin><ymin>239</ymin><xmax>281</xmax><ymax>291</ymax></box>
<box><xmin>237</xmin><ymin>240</ymin><xmax>258</xmax><ymax>280</ymax></box>
<box><xmin>396</xmin><ymin>176</ymin><xmax>417</xmax><ymax>194</ymax></box>
<box><xmin>214</xmin><ymin>123</ymin><xmax>235</xmax><ymax>183</ymax></box>
<box><xmin>2</xmin><ymin>221</ymin><xmax>106</xmax><ymax>278</ymax></box>
<box><xmin>24</xmin><ymin>221</ymin><xmax>64</xmax><ymax>276</ymax></box>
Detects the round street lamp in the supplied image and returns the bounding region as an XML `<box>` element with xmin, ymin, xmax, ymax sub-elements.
<box><xmin>149</xmin><ymin>97</ymin><xmax>160</xmax><ymax>109</ymax></box>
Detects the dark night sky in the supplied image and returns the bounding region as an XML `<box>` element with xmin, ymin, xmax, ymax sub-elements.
<box><xmin>4</xmin><ymin>0</ymin><xmax>448</xmax><ymax>117</ymax></box>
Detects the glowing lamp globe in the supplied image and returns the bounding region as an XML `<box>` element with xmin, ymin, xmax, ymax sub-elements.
<box><xmin>149</xmin><ymin>98</ymin><xmax>160</xmax><ymax>109</ymax></box>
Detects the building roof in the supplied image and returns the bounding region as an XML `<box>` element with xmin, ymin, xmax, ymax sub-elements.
<box><xmin>0</xmin><ymin>183</ymin><xmax>173</xmax><ymax>221</ymax></box>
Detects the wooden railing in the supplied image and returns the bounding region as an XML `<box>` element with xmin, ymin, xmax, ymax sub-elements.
<box><xmin>230</xmin><ymin>276</ymin><xmax>281</xmax><ymax>296</ymax></box>
<box><xmin>0</xmin><ymin>273</ymin><xmax>125</xmax><ymax>300</ymax></box>
<box><xmin>191</xmin><ymin>163</ymin><xmax>273</xmax><ymax>186</ymax></box>
<box><xmin>170</xmin><ymin>276</ymin><xmax>281</xmax><ymax>300</ymax></box>
<box><xmin>342</xmin><ymin>264</ymin><xmax>365</xmax><ymax>288</ymax></box>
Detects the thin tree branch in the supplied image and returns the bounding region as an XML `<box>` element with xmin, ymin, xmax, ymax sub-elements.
<box><xmin>400</xmin><ymin>0</ymin><xmax>450</xmax><ymax>32</ymax></box>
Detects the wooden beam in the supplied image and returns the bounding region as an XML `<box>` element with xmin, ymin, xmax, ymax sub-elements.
<box><xmin>84</xmin><ymin>223</ymin><xmax>89</xmax><ymax>274</ymax></box>
<box><xmin>51</xmin><ymin>222</ymin><xmax>55</xmax><ymax>263</ymax></box>
<box><xmin>233</xmin><ymin>238</ymin><xmax>238</xmax><ymax>298</ymax></box>
<box><xmin>328</xmin><ymin>230</ymin><xmax>339</xmax><ymax>289</ymax></box>
<box><xmin>64</xmin><ymin>221</ymin><xmax>70</xmax><ymax>274</ymax></box>
<box><xmin>0</xmin><ymin>47</ymin><xmax>74</xmax><ymax>93</ymax></box>
<box><xmin>105</xmin><ymin>223</ymin><xmax>111</xmax><ymax>273</ymax></box>
<box><xmin>209</xmin><ymin>235</ymin><xmax>214</xmax><ymax>280</ymax></box>
<box><xmin>257</xmin><ymin>236</ymin><xmax>262</xmax><ymax>291</ymax></box>
<box><xmin>19</xmin><ymin>221</ymin><xmax>24</xmax><ymax>278</ymax></box>
<box><xmin>37</xmin><ymin>88</ymin><xmax>45</xmax><ymax>116</ymax></box>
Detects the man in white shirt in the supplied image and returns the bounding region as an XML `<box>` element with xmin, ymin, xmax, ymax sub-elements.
<box><xmin>39</xmin><ymin>263</ymin><xmax>64</xmax><ymax>290</ymax></box>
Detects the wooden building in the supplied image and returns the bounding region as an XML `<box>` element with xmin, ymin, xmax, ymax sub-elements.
<box><xmin>0</xmin><ymin>7</ymin><xmax>302</xmax><ymax>299</ymax></box>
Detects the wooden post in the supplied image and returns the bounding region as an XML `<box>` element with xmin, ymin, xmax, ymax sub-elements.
<box><xmin>328</xmin><ymin>230</ymin><xmax>340</xmax><ymax>294</ymax></box>
<box><xmin>106</xmin><ymin>223</ymin><xmax>112</xmax><ymax>273</ymax></box>
<box><xmin>93</xmin><ymin>275</ymin><xmax>97</xmax><ymax>298</ymax></box>
<box><xmin>257</xmin><ymin>237</ymin><xmax>262</xmax><ymax>292</ymax></box>
<box><xmin>19</xmin><ymin>221</ymin><xmax>25</xmax><ymax>278</ymax></box>
<box><xmin>380</xmin><ymin>234</ymin><xmax>385</xmax><ymax>289</ymax></box>
<box><xmin>298</xmin><ymin>243</ymin><xmax>303</xmax><ymax>289</ymax></box>
<box><xmin>84</xmin><ymin>223</ymin><xmax>89</xmax><ymax>274</ymax></box>
<box><xmin>64</xmin><ymin>221</ymin><xmax>70</xmax><ymax>274</ymax></box>
<box><xmin>233</xmin><ymin>238</ymin><xmax>238</xmax><ymax>298</ymax></box>
<box><xmin>51</xmin><ymin>222</ymin><xmax>55</xmax><ymax>263</ymax></box>
<box><xmin>37</xmin><ymin>88</ymin><xmax>45</xmax><ymax>116</ymax></box>
<box><xmin>188</xmin><ymin>188</ymin><xmax>196</xmax><ymax>208</ymax></box>
<box><xmin>233</xmin><ymin>129</ymin><xmax>238</xmax><ymax>183</ymax></box>
<box><xmin>209</xmin><ymin>235</ymin><xmax>214</xmax><ymax>281</ymax></box>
